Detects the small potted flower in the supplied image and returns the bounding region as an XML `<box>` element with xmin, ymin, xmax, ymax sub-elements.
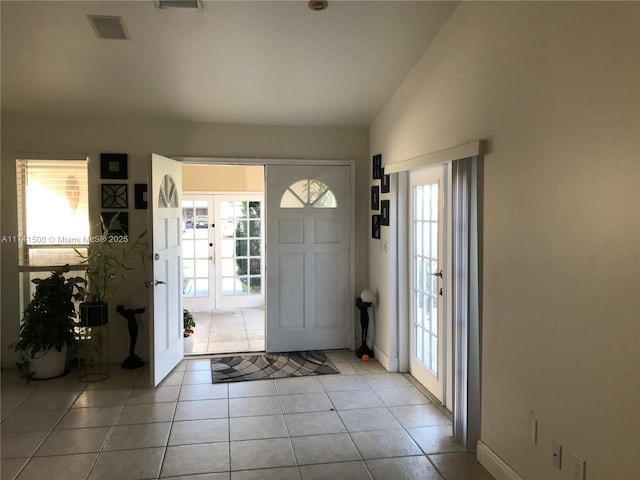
<box><xmin>183</xmin><ymin>309</ymin><xmax>196</xmax><ymax>337</ymax></box>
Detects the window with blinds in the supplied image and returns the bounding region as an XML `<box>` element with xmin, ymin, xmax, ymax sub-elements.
<box><xmin>16</xmin><ymin>158</ymin><xmax>90</xmax><ymax>267</ymax></box>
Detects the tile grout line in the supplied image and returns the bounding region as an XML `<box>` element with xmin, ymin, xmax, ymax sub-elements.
<box><xmin>84</xmin><ymin>370</ymin><xmax>145</xmax><ymax>480</ymax></box>
<box><xmin>321</xmin><ymin>360</ymin><xmax>376</xmax><ymax>480</ymax></box>
<box><xmin>155</xmin><ymin>367</ymin><xmax>186</xmax><ymax>479</ymax></box>
<box><xmin>9</xmin><ymin>383</ymin><xmax>88</xmax><ymax>480</ymax></box>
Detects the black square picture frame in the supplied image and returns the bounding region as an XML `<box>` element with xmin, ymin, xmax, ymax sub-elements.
<box><xmin>135</xmin><ymin>184</ymin><xmax>148</xmax><ymax>209</ymax></box>
<box><xmin>372</xmin><ymin>154</ymin><xmax>382</xmax><ymax>180</ymax></box>
<box><xmin>371</xmin><ymin>186</ymin><xmax>380</xmax><ymax>210</ymax></box>
<box><xmin>381</xmin><ymin>168</ymin><xmax>391</xmax><ymax>193</ymax></box>
<box><xmin>100</xmin><ymin>153</ymin><xmax>128</xmax><ymax>180</ymax></box>
<box><xmin>381</xmin><ymin>200</ymin><xmax>390</xmax><ymax>226</ymax></box>
<box><xmin>101</xmin><ymin>212</ymin><xmax>129</xmax><ymax>236</ymax></box>
<box><xmin>101</xmin><ymin>183</ymin><xmax>128</xmax><ymax>209</ymax></box>
<box><xmin>372</xmin><ymin>215</ymin><xmax>381</xmax><ymax>239</ymax></box>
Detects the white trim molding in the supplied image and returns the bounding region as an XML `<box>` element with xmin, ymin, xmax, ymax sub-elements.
<box><xmin>372</xmin><ymin>344</ymin><xmax>399</xmax><ymax>372</ymax></box>
<box><xmin>384</xmin><ymin>140</ymin><xmax>485</xmax><ymax>175</ymax></box>
<box><xmin>477</xmin><ymin>442</ymin><xmax>524</xmax><ymax>480</ymax></box>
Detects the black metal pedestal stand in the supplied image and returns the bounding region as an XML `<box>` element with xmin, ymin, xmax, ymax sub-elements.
<box><xmin>355</xmin><ymin>298</ymin><xmax>375</xmax><ymax>358</ymax></box>
<box><xmin>116</xmin><ymin>305</ymin><xmax>145</xmax><ymax>369</ymax></box>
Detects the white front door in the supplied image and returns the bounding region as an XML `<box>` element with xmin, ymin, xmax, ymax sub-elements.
<box><xmin>409</xmin><ymin>165</ymin><xmax>446</xmax><ymax>401</ymax></box>
<box><xmin>150</xmin><ymin>153</ymin><xmax>184</xmax><ymax>386</ymax></box>
<box><xmin>182</xmin><ymin>195</ymin><xmax>215</xmax><ymax>311</ymax></box>
<box><xmin>266</xmin><ymin>165</ymin><xmax>351</xmax><ymax>352</ymax></box>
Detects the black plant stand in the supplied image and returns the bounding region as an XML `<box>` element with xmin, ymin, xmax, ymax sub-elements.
<box><xmin>78</xmin><ymin>304</ymin><xmax>109</xmax><ymax>383</ymax></box>
<box><xmin>355</xmin><ymin>298</ymin><xmax>375</xmax><ymax>358</ymax></box>
<box><xmin>117</xmin><ymin>305</ymin><xmax>145</xmax><ymax>369</ymax></box>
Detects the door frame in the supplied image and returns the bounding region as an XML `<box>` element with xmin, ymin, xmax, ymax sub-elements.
<box><xmin>176</xmin><ymin>157</ymin><xmax>356</xmax><ymax>351</ymax></box>
<box><xmin>385</xmin><ymin>140</ymin><xmax>484</xmax><ymax>451</ymax></box>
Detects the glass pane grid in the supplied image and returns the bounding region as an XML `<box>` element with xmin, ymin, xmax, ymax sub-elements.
<box><xmin>220</xmin><ymin>200</ymin><xmax>263</xmax><ymax>298</ymax></box>
<box><xmin>413</xmin><ymin>183</ymin><xmax>439</xmax><ymax>375</ymax></box>
<box><xmin>280</xmin><ymin>179</ymin><xmax>337</xmax><ymax>209</ymax></box>
<box><xmin>183</xmin><ymin>201</ymin><xmax>210</xmax><ymax>298</ymax></box>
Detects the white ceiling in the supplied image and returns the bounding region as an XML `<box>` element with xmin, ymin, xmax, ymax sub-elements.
<box><xmin>1</xmin><ymin>1</ymin><xmax>457</xmax><ymax>127</ymax></box>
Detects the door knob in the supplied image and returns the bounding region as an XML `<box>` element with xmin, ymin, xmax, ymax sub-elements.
<box><xmin>431</xmin><ymin>270</ymin><xmax>443</xmax><ymax>278</ymax></box>
<box><xmin>154</xmin><ymin>280</ymin><xmax>166</xmax><ymax>286</ymax></box>
<box><xmin>154</xmin><ymin>253</ymin><xmax>160</xmax><ymax>261</ymax></box>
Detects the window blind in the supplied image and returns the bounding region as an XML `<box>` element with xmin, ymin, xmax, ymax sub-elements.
<box><xmin>16</xmin><ymin>158</ymin><xmax>90</xmax><ymax>267</ymax></box>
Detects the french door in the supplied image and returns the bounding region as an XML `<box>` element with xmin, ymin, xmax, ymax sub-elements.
<box><xmin>409</xmin><ymin>165</ymin><xmax>446</xmax><ymax>401</ymax></box>
<box><xmin>215</xmin><ymin>194</ymin><xmax>264</xmax><ymax>309</ymax></box>
<box><xmin>182</xmin><ymin>195</ymin><xmax>214</xmax><ymax>310</ymax></box>
<box><xmin>182</xmin><ymin>193</ymin><xmax>264</xmax><ymax>310</ymax></box>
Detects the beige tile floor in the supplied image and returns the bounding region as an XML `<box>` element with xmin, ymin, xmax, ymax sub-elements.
<box><xmin>1</xmin><ymin>350</ymin><xmax>494</xmax><ymax>480</ymax></box>
<box><xmin>185</xmin><ymin>308</ymin><xmax>265</xmax><ymax>355</ymax></box>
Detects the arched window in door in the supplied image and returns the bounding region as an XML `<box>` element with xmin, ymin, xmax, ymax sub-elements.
<box><xmin>280</xmin><ymin>179</ymin><xmax>337</xmax><ymax>208</ymax></box>
<box><xmin>158</xmin><ymin>174</ymin><xmax>179</xmax><ymax>208</ymax></box>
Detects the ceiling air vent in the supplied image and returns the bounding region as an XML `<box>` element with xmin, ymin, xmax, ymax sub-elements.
<box><xmin>87</xmin><ymin>15</ymin><xmax>129</xmax><ymax>40</ymax></box>
<box><xmin>155</xmin><ymin>0</ymin><xmax>203</xmax><ymax>9</ymax></box>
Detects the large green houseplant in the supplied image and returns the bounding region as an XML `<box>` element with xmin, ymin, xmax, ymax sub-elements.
<box><xmin>75</xmin><ymin>214</ymin><xmax>147</xmax><ymax>326</ymax></box>
<box><xmin>13</xmin><ymin>264</ymin><xmax>86</xmax><ymax>379</ymax></box>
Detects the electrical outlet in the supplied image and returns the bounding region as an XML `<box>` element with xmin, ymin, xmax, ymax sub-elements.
<box><xmin>551</xmin><ymin>441</ymin><xmax>562</xmax><ymax>469</ymax></box>
<box><xmin>528</xmin><ymin>414</ymin><xmax>537</xmax><ymax>444</ymax></box>
<box><xmin>572</xmin><ymin>454</ymin><xmax>585</xmax><ymax>480</ymax></box>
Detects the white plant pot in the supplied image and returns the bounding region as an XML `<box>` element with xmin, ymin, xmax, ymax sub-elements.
<box><xmin>184</xmin><ymin>334</ymin><xmax>194</xmax><ymax>353</ymax></box>
<box><xmin>29</xmin><ymin>344</ymin><xmax>68</xmax><ymax>380</ymax></box>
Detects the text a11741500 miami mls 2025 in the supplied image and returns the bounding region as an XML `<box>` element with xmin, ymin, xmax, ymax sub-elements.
<box><xmin>0</xmin><ymin>235</ymin><xmax>130</xmax><ymax>244</ymax></box>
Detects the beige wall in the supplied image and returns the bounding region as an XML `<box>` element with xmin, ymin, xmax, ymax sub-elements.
<box><xmin>1</xmin><ymin>118</ymin><xmax>369</xmax><ymax>367</ymax></box>
<box><xmin>370</xmin><ymin>2</ymin><xmax>639</xmax><ymax>479</ymax></box>
<box><xmin>182</xmin><ymin>165</ymin><xmax>264</xmax><ymax>192</ymax></box>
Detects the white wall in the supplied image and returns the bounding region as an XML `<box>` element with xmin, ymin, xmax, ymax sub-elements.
<box><xmin>182</xmin><ymin>164</ymin><xmax>264</xmax><ymax>192</ymax></box>
<box><xmin>1</xmin><ymin>117</ymin><xmax>369</xmax><ymax>368</ymax></box>
<box><xmin>369</xmin><ymin>2</ymin><xmax>639</xmax><ymax>480</ymax></box>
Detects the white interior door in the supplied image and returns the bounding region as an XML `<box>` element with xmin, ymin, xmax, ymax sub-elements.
<box><xmin>215</xmin><ymin>194</ymin><xmax>264</xmax><ymax>309</ymax></box>
<box><xmin>409</xmin><ymin>165</ymin><xmax>446</xmax><ymax>401</ymax></box>
<box><xmin>150</xmin><ymin>153</ymin><xmax>184</xmax><ymax>386</ymax></box>
<box><xmin>266</xmin><ymin>165</ymin><xmax>351</xmax><ymax>352</ymax></box>
<box><xmin>182</xmin><ymin>195</ymin><xmax>215</xmax><ymax>311</ymax></box>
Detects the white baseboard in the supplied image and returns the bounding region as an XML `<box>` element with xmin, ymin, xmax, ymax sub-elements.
<box><xmin>372</xmin><ymin>344</ymin><xmax>399</xmax><ymax>372</ymax></box>
<box><xmin>477</xmin><ymin>441</ymin><xmax>524</xmax><ymax>480</ymax></box>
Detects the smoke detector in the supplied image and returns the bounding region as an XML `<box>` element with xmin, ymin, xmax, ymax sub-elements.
<box><xmin>308</xmin><ymin>1</ymin><xmax>328</xmax><ymax>11</ymax></box>
<box><xmin>87</xmin><ymin>15</ymin><xmax>129</xmax><ymax>40</ymax></box>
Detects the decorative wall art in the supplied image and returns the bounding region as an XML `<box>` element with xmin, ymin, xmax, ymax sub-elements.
<box><xmin>381</xmin><ymin>168</ymin><xmax>391</xmax><ymax>193</ymax></box>
<box><xmin>100</xmin><ymin>153</ymin><xmax>128</xmax><ymax>180</ymax></box>
<box><xmin>371</xmin><ymin>186</ymin><xmax>380</xmax><ymax>211</ymax></box>
<box><xmin>372</xmin><ymin>215</ymin><xmax>381</xmax><ymax>239</ymax></box>
<box><xmin>101</xmin><ymin>183</ymin><xmax>128</xmax><ymax>209</ymax></box>
<box><xmin>134</xmin><ymin>184</ymin><xmax>148</xmax><ymax>209</ymax></box>
<box><xmin>101</xmin><ymin>212</ymin><xmax>129</xmax><ymax>236</ymax></box>
<box><xmin>381</xmin><ymin>200</ymin><xmax>390</xmax><ymax>226</ymax></box>
<box><xmin>372</xmin><ymin>154</ymin><xmax>382</xmax><ymax>180</ymax></box>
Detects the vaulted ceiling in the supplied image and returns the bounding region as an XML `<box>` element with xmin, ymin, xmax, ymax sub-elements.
<box><xmin>1</xmin><ymin>1</ymin><xmax>457</xmax><ymax>127</ymax></box>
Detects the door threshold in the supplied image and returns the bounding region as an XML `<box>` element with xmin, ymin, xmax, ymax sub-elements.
<box><xmin>185</xmin><ymin>350</ymin><xmax>267</xmax><ymax>359</ymax></box>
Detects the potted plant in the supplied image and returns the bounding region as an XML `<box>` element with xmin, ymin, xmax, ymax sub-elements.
<box><xmin>76</xmin><ymin>213</ymin><xmax>147</xmax><ymax>327</ymax></box>
<box><xmin>183</xmin><ymin>308</ymin><xmax>196</xmax><ymax>353</ymax></box>
<box><xmin>12</xmin><ymin>265</ymin><xmax>86</xmax><ymax>379</ymax></box>
<box><xmin>183</xmin><ymin>308</ymin><xmax>196</xmax><ymax>337</ymax></box>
